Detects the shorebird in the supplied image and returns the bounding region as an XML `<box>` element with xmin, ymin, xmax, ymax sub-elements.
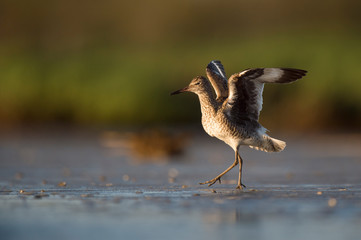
<box><xmin>171</xmin><ymin>60</ymin><xmax>307</xmax><ymax>189</ymax></box>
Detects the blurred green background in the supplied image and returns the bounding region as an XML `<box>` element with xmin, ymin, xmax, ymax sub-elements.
<box><xmin>1</xmin><ymin>0</ymin><xmax>361</xmax><ymax>131</ymax></box>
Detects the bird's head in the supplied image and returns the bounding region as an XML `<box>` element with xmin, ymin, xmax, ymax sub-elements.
<box><xmin>171</xmin><ymin>76</ymin><xmax>209</xmax><ymax>96</ymax></box>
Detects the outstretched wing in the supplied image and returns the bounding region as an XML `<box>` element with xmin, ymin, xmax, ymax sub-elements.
<box><xmin>206</xmin><ymin>60</ymin><xmax>228</xmax><ymax>100</ymax></box>
<box><xmin>226</xmin><ymin>68</ymin><xmax>307</xmax><ymax>121</ymax></box>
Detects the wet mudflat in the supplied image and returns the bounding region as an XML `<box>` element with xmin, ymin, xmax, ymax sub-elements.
<box><xmin>1</xmin><ymin>129</ymin><xmax>361</xmax><ymax>240</ymax></box>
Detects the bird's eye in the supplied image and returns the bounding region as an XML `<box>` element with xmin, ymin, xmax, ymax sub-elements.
<box><xmin>194</xmin><ymin>82</ymin><xmax>200</xmax><ymax>85</ymax></box>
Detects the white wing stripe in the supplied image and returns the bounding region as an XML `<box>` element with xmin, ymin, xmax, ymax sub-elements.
<box><xmin>210</xmin><ymin>61</ymin><xmax>226</xmax><ymax>79</ymax></box>
<box><xmin>238</xmin><ymin>70</ymin><xmax>250</xmax><ymax>77</ymax></box>
<box><xmin>257</xmin><ymin>68</ymin><xmax>284</xmax><ymax>82</ymax></box>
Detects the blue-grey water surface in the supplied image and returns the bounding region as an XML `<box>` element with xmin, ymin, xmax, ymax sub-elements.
<box><xmin>1</xmin><ymin>130</ymin><xmax>361</xmax><ymax>240</ymax></box>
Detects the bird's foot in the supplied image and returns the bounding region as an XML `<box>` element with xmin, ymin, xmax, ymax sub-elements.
<box><xmin>236</xmin><ymin>183</ymin><xmax>247</xmax><ymax>190</ymax></box>
<box><xmin>199</xmin><ymin>177</ymin><xmax>221</xmax><ymax>187</ymax></box>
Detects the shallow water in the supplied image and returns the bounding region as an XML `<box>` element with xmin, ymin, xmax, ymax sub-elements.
<box><xmin>1</xmin><ymin>130</ymin><xmax>361</xmax><ymax>240</ymax></box>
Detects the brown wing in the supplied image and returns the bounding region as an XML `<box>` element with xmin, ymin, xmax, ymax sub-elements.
<box><xmin>206</xmin><ymin>60</ymin><xmax>228</xmax><ymax>100</ymax></box>
<box><xmin>225</xmin><ymin>68</ymin><xmax>307</xmax><ymax>121</ymax></box>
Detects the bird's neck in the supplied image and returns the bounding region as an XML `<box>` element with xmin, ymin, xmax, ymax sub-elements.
<box><xmin>197</xmin><ymin>91</ymin><xmax>219</xmax><ymax>117</ymax></box>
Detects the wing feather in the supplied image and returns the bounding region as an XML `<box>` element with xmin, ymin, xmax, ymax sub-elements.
<box><xmin>226</xmin><ymin>68</ymin><xmax>307</xmax><ymax>121</ymax></box>
<box><xmin>206</xmin><ymin>60</ymin><xmax>228</xmax><ymax>100</ymax></box>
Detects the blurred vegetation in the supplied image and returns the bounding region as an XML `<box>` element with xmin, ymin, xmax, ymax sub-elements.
<box><xmin>1</xmin><ymin>0</ymin><xmax>361</xmax><ymax>131</ymax></box>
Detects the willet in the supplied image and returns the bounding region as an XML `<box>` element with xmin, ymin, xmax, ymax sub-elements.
<box><xmin>171</xmin><ymin>60</ymin><xmax>307</xmax><ymax>189</ymax></box>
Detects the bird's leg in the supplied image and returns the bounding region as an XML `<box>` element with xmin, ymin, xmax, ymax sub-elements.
<box><xmin>199</xmin><ymin>151</ymin><xmax>239</xmax><ymax>187</ymax></box>
<box><xmin>236</xmin><ymin>152</ymin><xmax>247</xmax><ymax>190</ymax></box>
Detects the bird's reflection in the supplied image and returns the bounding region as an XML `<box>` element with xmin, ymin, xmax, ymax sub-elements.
<box><xmin>202</xmin><ymin>209</ymin><xmax>260</xmax><ymax>225</ymax></box>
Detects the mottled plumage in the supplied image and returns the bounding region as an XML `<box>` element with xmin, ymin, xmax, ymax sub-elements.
<box><xmin>171</xmin><ymin>60</ymin><xmax>307</xmax><ymax>189</ymax></box>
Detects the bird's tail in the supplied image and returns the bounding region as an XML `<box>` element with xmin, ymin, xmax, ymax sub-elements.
<box><xmin>249</xmin><ymin>136</ymin><xmax>286</xmax><ymax>153</ymax></box>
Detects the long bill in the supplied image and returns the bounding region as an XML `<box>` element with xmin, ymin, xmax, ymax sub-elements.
<box><xmin>170</xmin><ymin>86</ymin><xmax>189</xmax><ymax>95</ymax></box>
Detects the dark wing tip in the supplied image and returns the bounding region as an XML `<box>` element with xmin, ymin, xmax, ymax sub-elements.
<box><xmin>278</xmin><ymin>68</ymin><xmax>307</xmax><ymax>83</ymax></box>
<box><xmin>208</xmin><ymin>60</ymin><xmax>222</xmax><ymax>65</ymax></box>
<box><xmin>281</xmin><ymin>68</ymin><xmax>307</xmax><ymax>76</ymax></box>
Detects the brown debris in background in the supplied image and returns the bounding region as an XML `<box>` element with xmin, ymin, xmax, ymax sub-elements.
<box><xmin>99</xmin><ymin>175</ymin><xmax>107</xmax><ymax>182</ymax></box>
<box><xmin>100</xmin><ymin>129</ymin><xmax>191</xmax><ymax>161</ymax></box>
<box><xmin>14</xmin><ymin>172</ymin><xmax>24</xmax><ymax>180</ymax></box>
<box><xmin>57</xmin><ymin>181</ymin><xmax>67</xmax><ymax>187</ymax></box>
